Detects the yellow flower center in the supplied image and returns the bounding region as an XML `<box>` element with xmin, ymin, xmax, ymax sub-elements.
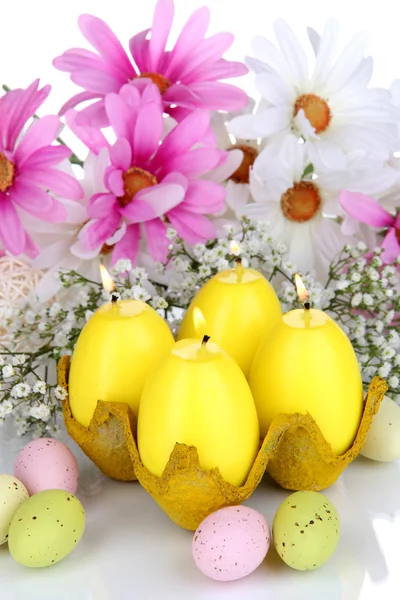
<box><xmin>229</xmin><ymin>144</ymin><xmax>258</xmax><ymax>184</ymax></box>
<box><xmin>293</xmin><ymin>94</ymin><xmax>331</xmax><ymax>134</ymax></box>
<box><xmin>135</xmin><ymin>72</ymin><xmax>171</xmax><ymax>95</ymax></box>
<box><xmin>281</xmin><ymin>181</ymin><xmax>322</xmax><ymax>223</ymax></box>
<box><xmin>119</xmin><ymin>167</ymin><xmax>157</xmax><ymax>207</ymax></box>
<box><xmin>0</xmin><ymin>153</ymin><xmax>15</xmax><ymax>192</ymax></box>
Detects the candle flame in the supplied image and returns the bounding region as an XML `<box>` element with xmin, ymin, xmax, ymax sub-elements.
<box><xmin>193</xmin><ymin>307</ymin><xmax>207</xmax><ymax>336</ymax></box>
<box><xmin>294</xmin><ymin>273</ymin><xmax>309</xmax><ymax>303</ymax></box>
<box><xmin>229</xmin><ymin>240</ymin><xmax>241</xmax><ymax>256</ymax></box>
<box><xmin>99</xmin><ymin>264</ymin><xmax>117</xmax><ymax>293</ymax></box>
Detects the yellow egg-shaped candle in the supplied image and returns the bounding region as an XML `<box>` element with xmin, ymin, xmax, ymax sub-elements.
<box><xmin>249</xmin><ymin>308</ymin><xmax>363</xmax><ymax>455</ymax></box>
<box><xmin>177</xmin><ymin>262</ymin><xmax>282</xmax><ymax>377</ymax></box>
<box><xmin>137</xmin><ymin>337</ymin><xmax>260</xmax><ymax>486</ymax></box>
<box><xmin>69</xmin><ymin>299</ymin><xmax>174</xmax><ymax>428</ymax></box>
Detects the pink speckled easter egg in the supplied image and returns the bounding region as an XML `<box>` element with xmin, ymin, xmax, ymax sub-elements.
<box><xmin>192</xmin><ymin>505</ymin><xmax>270</xmax><ymax>581</ymax></box>
<box><xmin>14</xmin><ymin>438</ymin><xmax>79</xmax><ymax>496</ymax></box>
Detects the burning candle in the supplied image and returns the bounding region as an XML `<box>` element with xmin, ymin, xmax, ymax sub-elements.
<box><xmin>68</xmin><ymin>265</ymin><xmax>174</xmax><ymax>428</ymax></box>
<box><xmin>138</xmin><ymin>309</ymin><xmax>260</xmax><ymax>486</ymax></box>
<box><xmin>177</xmin><ymin>242</ymin><xmax>282</xmax><ymax>377</ymax></box>
<box><xmin>248</xmin><ymin>275</ymin><xmax>364</xmax><ymax>454</ymax></box>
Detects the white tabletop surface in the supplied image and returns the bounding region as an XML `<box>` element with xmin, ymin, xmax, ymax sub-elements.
<box><xmin>1</xmin><ymin>425</ymin><xmax>400</xmax><ymax>600</ymax></box>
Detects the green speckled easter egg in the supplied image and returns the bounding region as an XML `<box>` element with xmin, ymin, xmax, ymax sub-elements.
<box><xmin>8</xmin><ymin>489</ymin><xmax>85</xmax><ymax>568</ymax></box>
<box><xmin>273</xmin><ymin>491</ymin><xmax>340</xmax><ymax>571</ymax></box>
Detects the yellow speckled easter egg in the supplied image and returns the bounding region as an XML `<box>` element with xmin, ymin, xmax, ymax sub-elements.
<box><xmin>273</xmin><ymin>491</ymin><xmax>340</xmax><ymax>571</ymax></box>
<box><xmin>8</xmin><ymin>490</ymin><xmax>85</xmax><ymax>568</ymax></box>
<box><xmin>0</xmin><ymin>474</ymin><xmax>29</xmax><ymax>544</ymax></box>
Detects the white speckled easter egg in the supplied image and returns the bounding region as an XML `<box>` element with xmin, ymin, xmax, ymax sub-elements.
<box><xmin>192</xmin><ymin>505</ymin><xmax>270</xmax><ymax>581</ymax></box>
<box><xmin>8</xmin><ymin>490</ymin><xmax>85</xmax><ymax>568</ymax></box>
<box><xmin>0</xmin><ymin>474</ymin><xmax>29</xmax><ymax>544</ymax></box>
<box><xmin>14</xmin><ymin>438</ymin><xmax>78</xmax><ymax>495</ymax></box>
<box><xmin>360</xmin><ymin>396</ymin><xmax>400</xmax><ymax>462</ymax></box>
<box><xmin>273</xmin><ymin>491</ymin><xmax>340</xmax><ymax>571</ymax></box>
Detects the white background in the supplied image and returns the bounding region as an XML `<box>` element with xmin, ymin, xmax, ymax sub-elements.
<box><xmin>1</xmin><ymin>0</ymin><xmax>400</xmax><ymax>117</ymax></box>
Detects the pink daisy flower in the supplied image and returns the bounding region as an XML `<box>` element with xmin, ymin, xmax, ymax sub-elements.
<box><xmin>53</xmin><ymin>0</ymin><xmax>248</xmax><ymax>126</ymax></box>
<box><xmin>340</xmin><ymin>191</ymin><xmax>400</xmax><ymax>263</ymax></box>
<box><xmin>0</xmin><ymin>80</ymin><xmax>83</xmax><ymax>257</ymax></box>
<box><xmin>67</xmin><ymin>83</ymin><xmax>228</xmax><ymax>264</ymax></box>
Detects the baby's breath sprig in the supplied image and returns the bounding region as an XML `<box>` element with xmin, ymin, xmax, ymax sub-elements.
<box><xmin>0</xmin><ymin>221</ymin><xmax>399</xmax><ymax>436</ymax></box>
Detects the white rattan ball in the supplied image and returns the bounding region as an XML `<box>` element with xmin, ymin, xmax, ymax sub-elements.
<box><xmin>0</xmin><ymin>257</ymin><xmax>42</xmax><ymax>310</ymax></box>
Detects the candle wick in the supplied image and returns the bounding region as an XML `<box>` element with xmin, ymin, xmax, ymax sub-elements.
<box><xmin>234</xmin><ymin>257</ymin><xmax>244</xmax><ymax>283</ymax></box>
<box><xmin>304</xmin><ymin>301</ymin><xmax>310</xmax><ymax>311</ymax></box>
<box><xmin>201</xmin><ymin>335</ymin><xmax>211</xmax><ymax>347</ymax></box>
<box><xmin>111</xmin><ymin>292</ymin><xmax>119</xmax><ymax>303</ymax></box>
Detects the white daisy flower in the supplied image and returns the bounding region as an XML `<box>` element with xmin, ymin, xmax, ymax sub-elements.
<box><xmin>229</xmin><ymin>19</ymin><xmax>400</xmax><ymax>171</ymax></box>
<box><xmin>243</xmin><ymin>135</ymin><xmax>349</xmax><ymax>277</ymax></box>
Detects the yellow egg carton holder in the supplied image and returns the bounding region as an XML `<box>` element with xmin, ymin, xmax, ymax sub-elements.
<box><xmin>58</xmin><ymin>356</ymin><xmax>386</xmax><ymax>530</ymax></box>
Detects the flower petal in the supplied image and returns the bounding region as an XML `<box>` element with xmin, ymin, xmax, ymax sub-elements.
<box><xmin>178</xmin><ymin>33</ymin><xmax>235</xmax><ymax>81</ymax></box>
<box><xmin>307</xmin><ymin>139</ymin><xmax>347</xmax><ymax>171</ymax></box>
<box><xmin>88</xmin><ymin>193</ymin><xmax>117</xmax><ymax>219</ymax></box>
<box><xmin>105</xmin><ymin>92</ymin><xmax>137</xmax><ymax>144</ymax></box>
<box><xmin>184</xmin><ymin>82</ymin><xmax>248</xmax><ymax>111</ymax></box>
<box><xmin>3</xmin><ymin>80</ymin><xmax>51</xmax><ymax>151</ymax></box>
<box><xmin>129</xmin><ymin>29</ymin><xmax>151</xmax><ymax>73</ymax></box>
<box><xmin>184</xmin><ymin>59</ymin><xmax>248</xmax><ymax>84</ymax></box>
<box><xmin>106</xmin><ymin>169</ymin><xmax>125</xmax><ymax>197</ymax></box>
<box><xmin>109</xmin><ymin>138</ymin><xmax>132</xmax><ymax>171</ymax></box>
<box><xmin>0</xmin><ymin>198</ymin><xmax>26</xmax><ymax>255</ymax></box>
<box><xmin>74</xmin><ymin>99</ymin><xmax>108</xmax><ymax>128</ymax></box>
<box><xmin>15</xmin><ymin>116</ymin><xmax>62</xmax><ymax>164</ymax></box>
<box><xmin>154</xmin><ymin>110</ymin><xmax>210</xmax><ymax>165</ymax></box>
<box><xmin>70</xmin><ymin>69</ymin><xmax>122</xmax><ymax>94</ymax></box>
<box><xmin>181</xmin><ymin>180</ymin><xmax>225</xmax><ymax>214</ymax></box>
<box><xmin>33</xmin><ymin>239</ymin><xmax>72</xmax><ymax>270</ymax></box>
<box><xmin>53</xmin><ymin>48</ymin><xmax>105</xmax><ymax>72</ymax></box>
<box><xmin>65</xmin><ymin>109</ymin><xmax>109</xmax><ymax>155</ymax></box>
<box><xmin>273</xmin><ymin>19</ymin><xmax>309</xmax><ymax>89</ymax></box>
<box><xmin>78</xmin><ymin>14</ymin><xmax>134</xmax><ymax>79</ymax></box>
<box><xmin>144</xmin><ymin>219</ymin><xmax>169</xmax><ymax>262</ymax></box>
<box><xmin>167</xmin><ymin>208</ymin><xmax>217</xmax><ymax>243</ymax></box>
<box><xmin>323</xmin><ymin>31</ymin><xmax>368</xmax><ymax>94</ymax></box>
<box><xmin>58</xmin><ymin>91</ymin><xmax>101</xmax><ymax>117</ymax></box>
<box><xmin>381</xmin><ymin>228</ymin><xmax>400</xmax><ymax>263</ymax></box>
<box><xmin>135</xmin><ymin>182</ymin><xmax>185</xmax><ymax>218</ymax></box>
<box><xmin>20</xmin><ymin>145</ymin><xmax>71</xmax><ymax>170</ymax></box>
<box><xmin>11</xmin><ymin>181</ymin><xmax>67</xmax><ymax>222</ymax></box>
<box><xmin>339</xmin><ymin>191</ymin><xmax>395</xmax><ymax>228</ymax></box>
<box><xmin>119</xmin><ymin>198</ymin><xmax>155</xmax><ymax>223</ymax></box>
<box><xmin>207</xmin><ymin>149</ymin><xmax>243</xmax><ymax>183</ymax></box>
<box><xmin>165</xmin><ymin>148</ymin><xmax>224</xmax><ymax>178</ymax></box>
<box><xmin>82</xmin><ymin>212</ymin><xmax>121</xmax><ymax>250</ymax></box>
<box><xmin>133</xmin><ymin>102</ymin><xmax>163</xmax><ymax>165</ymax></box>
<box><xmin>148</xmin><ymin>0</ymin><xmax>174</xmax><ymax>72</ymax></box>
<box><xmin>229</xmin><ymin>107</ymin><xmax>291</xmax><ymax>139</ymax></box>
<box><xmin>165</xmin><ymin>6</ymin><xmax>210</xmax><ymax>78</ymax></box>
<box><xmin>112</xmin><ymin>224</ymin><xmax>140</xmax><ymax>265</ymax></box>
<box><xmin>20</xmin><ymin>167</ymin><xmax>84</xmax><ymax>201</ymax></box>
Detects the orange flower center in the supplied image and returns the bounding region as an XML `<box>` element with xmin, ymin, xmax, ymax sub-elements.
<box><xmin>229</xmin><ymin>144</ymin><xmax>258</xmax><ymax>184</ymax></box>
<box><xmin>293</xmin><ymin>94</ymin><xmax>331</xmax><ymax>134</ymax></box>
<box><xmin>0</xmin><ymin>152</ymin><xmax>15</xmax><ymax>192</ymax></box>
<box><xmin>100</xmin><ymin>243</ymin><xmax>114</xmax><ymax>256</ymax></box>
<box><xmin>281</xmin><ymin>181</ymin><xmax>322</xmax><ymax>223</ymax></box>
<box><xmin>135</xmin><ymin>72</ymin><xmax>171</xmax><ymax>95</ymax></box>
<box><xmin>119</xmin><ymin>167</ymin><xmax>157</xmax><ymax>207</ymax></box>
